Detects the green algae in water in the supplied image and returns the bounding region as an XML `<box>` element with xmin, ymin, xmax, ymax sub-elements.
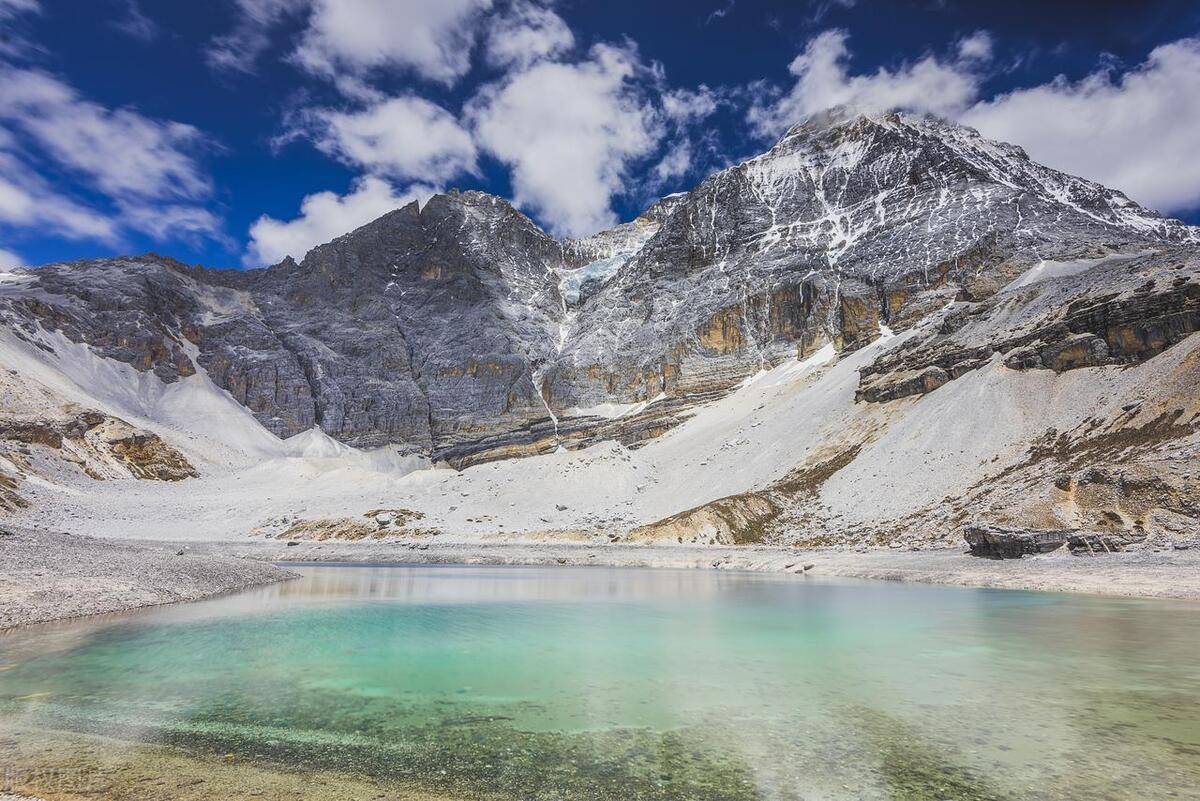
<box><xmin>2</xmin><ymin>565</ymin><xmax>1199</xmax><ymax>800</ymax></box>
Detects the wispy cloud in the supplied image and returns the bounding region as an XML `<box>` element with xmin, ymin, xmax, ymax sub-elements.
<box><xmin>705</xmin><ymin>0</ymin><xmax>734</xmax><ymax>25</ymax></box>
<box><xmin>0</xmin><ymin>246</ymin><xmax>24</xmax><ymax>268</ymax></box>
<box><xmin>0</xmin><ymin>0</ymin><xmax>38</xmax><ymax>19</ymax></box>
<box><xmin>206</xmin><ymin>0</ymin><xmax>306</xmax><ymax>74</ymax></box>
<box><xmin>809</xmin><ymin>0</ymin><xmax>855</xmax><ymax>25</ymax></box>
<box><xmin>109</xmin><ymin>0</ymin><xmax>161</xmax><ymax>42</ymax></box>
<box><xmin>0</xmin><ymin>64</ymin><xmax>221</xmax><ymax>245</ymax></box>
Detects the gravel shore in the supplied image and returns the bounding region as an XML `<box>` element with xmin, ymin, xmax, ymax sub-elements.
<box><xmin>0</xmin><ymin>527</ymin><xmax>298</xmax><ymax>630</ymax></box>
<box><xmin>212</xmin><ymin>537</ymin><xmax>1200</xmax><ymax>600</ymax></box>
<box><xmin>1</xmin><ymin>532</ymin><xmax>1196</xmax><ymax>634</ymax></box>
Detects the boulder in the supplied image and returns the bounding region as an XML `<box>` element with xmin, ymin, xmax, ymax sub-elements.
<box><xmin>857</xmin><ymin>365</ymin><xmax>950</xmax><ymax>403</ymax></box>
<box><xmin>1039</xmin><ymin>333</ymin><xmax>1110</xmax><ymax>372</ymax></box>
<box><xmin>963</xmin><ymin>524</ymin><xmax>1069</xmax><ymax>558</ymax></box>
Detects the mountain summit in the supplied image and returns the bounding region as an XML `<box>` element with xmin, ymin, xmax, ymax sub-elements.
<box><xmin>1</xmin><ymin>111</ymin><xmax>1196</xmax><ymax>469</ymax></box>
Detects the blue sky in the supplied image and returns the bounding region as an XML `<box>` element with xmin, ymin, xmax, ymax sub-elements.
<box><xmin>1</xmin><ymin>0</ymin><xmax>1198</xmax><ymax>270</ymax></box>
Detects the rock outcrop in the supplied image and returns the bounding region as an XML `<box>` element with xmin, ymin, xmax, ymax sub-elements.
<box><xmin>0</xmin><ymin>410</ymin><xmax>197</xmax><ymax>492</ymax></box>
<box><xmin>963</xmin><ymin>524</ymin><xmax>1152</xmax><ymax>558</ymax></box>
<box><xmin>857</xmin><ymin>251</ymin><xmax>1200</xmax><ymax>403</ymax></box>
<box><xmin>964</xmin><ymin>524</ymin><xmax>1071</xmax><ymax>558</ymax></box>
<box><xmin>628</xmin><ymin>494</ymin><xmax>781</xmax><ymax>545</ymax></box>
<box><xmin>257</xmin><ymin>508</ymin><xmax>440</xmax><ymax>541</ymax></box>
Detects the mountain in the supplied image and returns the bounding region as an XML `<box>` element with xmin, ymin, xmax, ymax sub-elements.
<box><xmin>3</xmin><ymin>192</ymin><xmax>568</xmax><ymax>464</ymax></box>
<box><xmin>1</xmin><ymin>109</ymin><xmax>1197</xmax><ymax>548</ymax></box>
<box><xmin>545</xmin><ymin>108</ymin><xmax>1194</xmax><ymax>409</ymax></box>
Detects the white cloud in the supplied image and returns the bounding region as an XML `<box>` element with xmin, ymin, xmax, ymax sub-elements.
<box><xmin>117</xmin><ymin>202</ymin><xmax>223</xmax><ymax>243</ymax></box>
<box><xmin>110</xmin><ymin>0</ymin><xmax>161</xmax><ymax>42</ymax></box>
<box><xmin>484</xmin><ymin>0</ymin><xmax>573</xmax><ymax>70</ymax></box>
<box><xmin>207</xmin><ymin>0</ymin><xmax>306</xmax><ymax>73</ymax></box>
<box><xmin>749</xmin><ymin>29</ymin><xmax>983</xmax><ymax>136</ymax></box>
<box><xmin>662</xmin><ymin>85</ymin><xmax>719</xmax><ymax>124</ymax></box>
<box><xmin>0</xmin><ymin>65</ymin><xmax>219</xmax><ymax>244</ymax></box>
<box><xmin>0</xmin><ymin>167</ymin><xmax>37</xmax><ymax>223</ymax></box>
<box><xmin>0</xmin><ymin>66</ymin><xmax>212</xmax><ymax>203</ymax></box>
<box><xmin>209</xmin><ymin>0</ymin><xmax>492</xmax><ymax>89</ymax></box>
<box><xmin>956</xmin><ymin>30</ymin><xmax>993</xmax><ymax>62</ymax></box>
<box><xmin>0</xmin><ymin>0</ymin><xmax>38</xmax><ymax>18</ymax></box>
<box><xmin>705</xmin><ymin>0</ymin><xmax>734</xmax><ymax>25</ymax></box>
<box><xmin>467</xmin><ymin>43</ymin><xmax>661</xmax><ymax>237</ymax></box>
<box><xmin>293</xmin><ymin>0</ymin><xmax>493</xmax><ymax>92</ymax></box>
<box><xmin>0</xmin><ymin>246</ymin><xmax>25</xmax><ymax>268</ymax></box>
<box><xmin>651</xmin><ymin>140</ymin><xmax>692</xmax><ymax>186</ymax></box>
<box><xmin>245</xmin><ymin>176</ymin><xmax>435</xmax><ymax>265</ymax></box>
<box><xmin>751</xmin><ymin>30</ymin><xmax>1200</xmax><ymax>216</ymax></box>
<box><xmin>963</xmin><ymin>37</ymin><xmax>1200</xmax><ymax>214</ymax></box>
<box><xmin>0</xmin><ymin>152</ymin><xmax>121</xmax><ymax>242</ymax></box>
<box><xmin>303</xmin><ymin>96</ymin><xmax>477</xmax><ymax>183</ymax></box>
<box><xmin>648</xmin><ymin>87</ymin><xmax>723</xmax><ymax>192</ymax></box>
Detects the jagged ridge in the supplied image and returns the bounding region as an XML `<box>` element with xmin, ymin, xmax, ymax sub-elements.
<box><xmin>0</xmin><ymin>110</ymin><xmax>1196</xmax><ymax>467</ymax></box>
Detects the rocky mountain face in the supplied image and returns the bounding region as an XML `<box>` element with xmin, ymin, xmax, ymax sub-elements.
<box><xmin>545</xmin><ymin>109</ymin><xmax>1194</xmax><ymax>411</ymax></box>
<box><xmin>1</xmin><ymin>109</ymin><xmax>1196</xmax><ymax>470</ymax></box>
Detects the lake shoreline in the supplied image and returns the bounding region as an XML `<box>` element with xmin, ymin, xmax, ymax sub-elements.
<box><xmin>0</xmin><ymin>527</ymin><xmax>299</xmax><ymax>631</ymax></box>
<box><xmin>2</xmin><ymin>528</ymin><xmax>1198</xmax><ymax>633</ymax></box>
<box><xmin>230</xmin><ymin>538</ymin><xmax>1200</xmax><ymax>600</ymax></box>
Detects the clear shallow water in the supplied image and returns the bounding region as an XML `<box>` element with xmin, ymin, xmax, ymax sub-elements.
<box><xmin>1</xmin><ymin>565</ymin><xmax>1198</xmax><ymax>800</ymax></box>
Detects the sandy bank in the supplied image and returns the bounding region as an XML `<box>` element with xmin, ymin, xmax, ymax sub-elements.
<box><xmin>0</xmin><ymin>528</ymin><xmax>298</xmax><ymax>630</ymax></box>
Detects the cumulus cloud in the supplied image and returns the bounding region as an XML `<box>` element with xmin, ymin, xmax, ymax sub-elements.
<box><xmin>484</xmin><ymin>0</ymin><xmax>573</xmax><ymax>70</ymax></box>
<box><xmin>467</xmin><ymin>43</ymin><xmax>661</xmax><ymax>237</ymax></box>
<box><xmin>963</xmin><ymin>37</ymin><xmax>1200</xmax><ymax>214</ymax></box>
<box><xmin>956</xmin><ymin>30</ymin><xmax>993</xmax><ymax>62</ymax></box>
<box><xmin>751</xmin><ymin>29</ymin><xmax>1200</xmax><ymax>217</ymax></box>
<box><xmin>210</xmin><ymin>0</ymin><xmax>491</xmax><ymax>91</ymax></box>
<box><xmin>646</xmin><ymin>86</ymin><xmax>724</xmax><ymax>192</ymax></box>
<box><xmin>300</xmin><ymin>95</ymin><xmax>477</xmax><ymax>183</ymax></box>
<box><xmin>651</xmin><ymin>140</ymin><xmax>692</xmax><ymax>186</ymax></box>
<box><xmin>294</xmin><ymin>0</ymin><xmax>492</xmax><ymax>93</ymax></box>
<box><xmin>749</xmin><ymin>29</ymin><xmax>984</xmax><ymax>136</ymax></box>
<box><xmin>245</xmin><ymin>176</ymin><xmax>435</xmax><ymax>264</ymax></box>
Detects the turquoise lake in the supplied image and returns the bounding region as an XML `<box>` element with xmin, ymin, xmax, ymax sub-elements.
<box><xmin>1</xmin><ymin>564</ymin><xmax>1198</xmax><ymax>800</ymax></box>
